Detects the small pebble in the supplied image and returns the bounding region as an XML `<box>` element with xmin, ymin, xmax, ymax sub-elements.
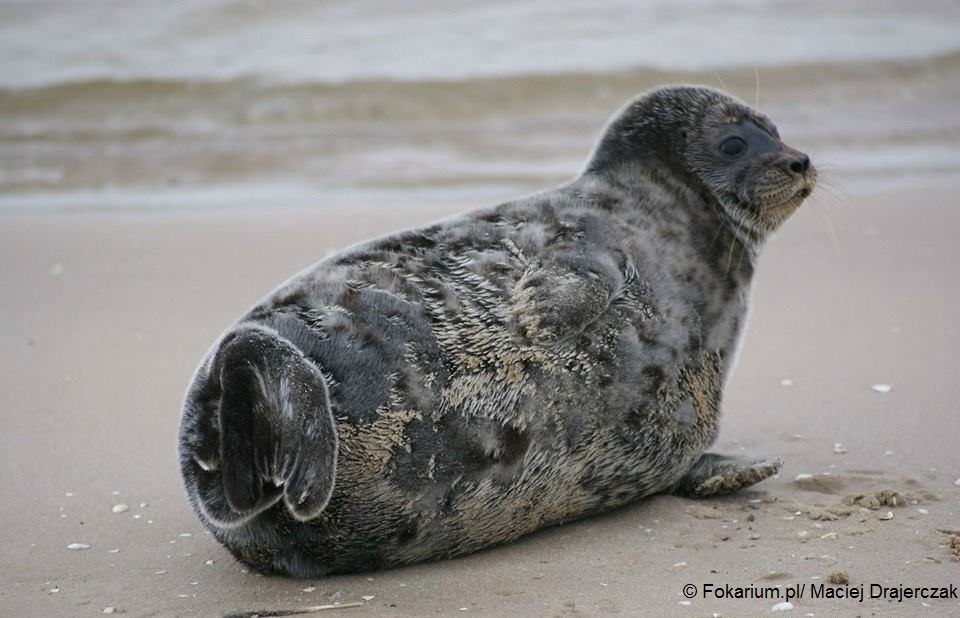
<box><xmin>67</xmin><ymin>543</ymin><xmax>90</xmax><ymax>550</ymax></box>
<box><xmin>50</xmin><ymin>587</ymin><xmax>60</xmax><ymax>593</ymax></box>
<box><xmin>139</xmin><ymin>502</ymin><xmax>149</xmax><ymax>508</ymax></box>
<box><xmin>111</xmin><ymin>491</ymin><xmax>121</xmax><ymax>496</ymax></box>
<box><xmin>50</xmin><ymin>263</ymin><xmax>64</xmax><ymax>276</ymax></box>
<box><xmin>102</xmin><ymin>608</ymin><xmax>115</xmax><ymax>614</ymax></box>
<box><xmin>779</xmin><ymin>379</ymin><xmax>794</xmax><ymax>387</ymax></box>
<box><xmin>871</xmin><ymin>384</ymin><xmax>891</xmax><ymax>393</ymax></box>
<box><xmin>108</xmin><ymin>548</ymin><xmax>120</xmax><ymax>554</ymax></box>
<box><xmin>302</xmin><ymin>587</ymin><xmax>317</xmax><ymax>593</ymax></box>
<box><xmin>179</xmin><ymin>532</ymin><xmax>192</xmax><ymax>537</ymax></box>
<box><xmin>155</xmin><ymin>570</ymin><xmax>167</xmax><ymax>575</ymax></box>
<box><xmin>795</xmin><ymin>473</ymin><xmax>813</xmax><ymax>481</ymax></box>
<box><xmin>64</xmin><ymin>492</ymin><xmax>74</xmax><ymax>497</ymax></box>
<box><xmin>832</xmin><ymin>443</ymin><xmax>847</xmax><ymax>454</ymax></box>
<box><xmin>917</xmin><ymin>508</ymin><xmax>929</xmax><ymax>515</ymax></box>
<box><xmin>878</xmin><ymin>511</ymin><xmax>894</xmax><ymax>521</ymax></box>
<box><xmin>820</xmin><ymin>532</ymin><xmax>838</xmax><ymax>540</ymax></box>
<box><xmin>678</xmin><ymin>601</ymin><xmax>691</xmax><ymax>606</ymax></box>
<box><xmin>204</xmin><ymin>560</ymin><xmax>215</xmax><ymax>565</ymax></box>
<box><xmin>133</xmin><ymin>514</ymin><xmax>141</xmax><ymax>519</ymax></box>
<box><xmin>828</xmin><ymin>570</ymin><xmax>849</xmax><ymax>585</ymax></box>
<box><xmin>954</xmin><ymin>478</ymin><xmax>960</xmax><ymax>487</ymax></box>
<box><xmin>112</xmin><ymin>504</ymin><xmax>129</xmax><ymax>514</ymax></box>
<box><xmin>361</xmin><ymin>595</ymin><xmax>375</xmax><ymax>601</ymax></box>
<box><xmin>771</xmin><ymin>601</ymin><xmax>794</xmax><ymax>612</ymax></box>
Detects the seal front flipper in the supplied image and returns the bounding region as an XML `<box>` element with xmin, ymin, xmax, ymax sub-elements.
<box><xmin>510</xmin><ymin>247</ymin><xmax>625</xmax><ymax>344</ymax></box>
<box><xmin>673</xmin><ymin>453</ymin><xmax>782</xmax><ymax>498</ymax></box>
<box><xmin>179</xmin><ymin>324</ymin><xmax>338</xmax><ymax>527</ymax></box>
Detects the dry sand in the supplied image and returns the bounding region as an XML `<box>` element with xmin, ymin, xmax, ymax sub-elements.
<box><xmin>1</xmin><ymin>183</ymin><xmax>958</xmax><ymax>617</ymax></box>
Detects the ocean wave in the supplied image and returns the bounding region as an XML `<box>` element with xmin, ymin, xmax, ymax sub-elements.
<box><xmin>2</xmin><ymin>51</ymin><xmax>959</xmax><ymax>138</ymax></box>
<box><xmin>2</xmin><ymin>47</ymin><xmax>958</xmax><ymax>207</ymax></box>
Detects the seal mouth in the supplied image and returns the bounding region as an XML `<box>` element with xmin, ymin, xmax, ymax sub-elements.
<box><xmin>764</xmin><ymin>172</ymin><xmax>817</xmax><ymax>212</ymax></box>
<box><xmin>785</xmin><ymin>173</ymin><xmax>817</xmax><ymax>209</ymax></box>
<box><xmin>767</xmin><ymin>183</ymin><xmax>813</xmax><ymax>217</ymax></box>
<box><xmin>714</xmin><ymin>161</ymin><xmax>818</xmax><ymax>238</ymax></box>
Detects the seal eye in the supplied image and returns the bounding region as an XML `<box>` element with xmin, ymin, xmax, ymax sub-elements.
<box><xmin>719</xmin><ymin>137</ymin><xmax>747</xmax><ymax>157</ymax></box>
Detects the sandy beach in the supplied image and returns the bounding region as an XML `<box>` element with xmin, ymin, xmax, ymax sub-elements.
<box><xmin>1</xmin><ymin>180</ymin><xmax>958</xmax><ymax>617</ymax></box>
<box><xmin>2</xmin><ymin>2</ymin><xmax>959</xmax><ymax>616</ymax></box>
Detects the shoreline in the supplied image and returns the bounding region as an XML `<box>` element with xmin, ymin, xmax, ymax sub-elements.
<box><xmin>1</xmin><ymin>169</ymin><xmax>959</xmax><ymax>217</ymax></box>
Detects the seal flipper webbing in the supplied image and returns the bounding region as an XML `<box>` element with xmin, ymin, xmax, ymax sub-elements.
<box><xmin>209</xmin><ymin>325</ymin><xmax>337</xmax><ymax>523</ymax></box>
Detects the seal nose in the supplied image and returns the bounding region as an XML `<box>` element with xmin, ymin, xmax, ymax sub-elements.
<box><xmin>778</xmin><ymin>151</ymin><xmax>811</xmax><ymax>177</ymax></box>
<box><xmin>789</xmin><ymin>155</ymin><xmax>810</xmax><ymax>175</ymax></box>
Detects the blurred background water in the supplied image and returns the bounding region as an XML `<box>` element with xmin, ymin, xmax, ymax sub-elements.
<box><xmin>1</xmin><ymin>0</ymin><xmax>958</xmax><ymax>212</ymax></box>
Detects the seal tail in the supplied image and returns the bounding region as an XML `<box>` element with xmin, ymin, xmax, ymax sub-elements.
<box><xmin>180</xmin><ymin>325</ymin><xmax>338</xmax><ymax>526</ymax></box>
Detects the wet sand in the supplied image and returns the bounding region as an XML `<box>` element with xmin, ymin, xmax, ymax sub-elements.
<box><xmin>1</xmin><ymin>183</ymin><xmax>958</xmax><ymax>617</ymax></box>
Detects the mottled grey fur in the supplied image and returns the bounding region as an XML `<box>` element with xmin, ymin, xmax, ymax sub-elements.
<box><xmin>178</xmin><ymin>85</ymin><xmax>815</xmax><ymax>577</ymax></box>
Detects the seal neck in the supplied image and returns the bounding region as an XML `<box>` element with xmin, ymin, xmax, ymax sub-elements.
<box><xmin>714</xmin><ymin>199</ymin><xmax>765</xmax><ymax>256</ymax></box>
<box><xmin>582</xmin><ymin>164</ymin><xmax>762</xmax><ymax>282</ymax></box>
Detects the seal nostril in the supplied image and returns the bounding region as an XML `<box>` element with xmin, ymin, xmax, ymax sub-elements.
<box><xmin>790</xmin><ymin>155</ymin><xmax>810</xmax><ymax>175</ymax></box>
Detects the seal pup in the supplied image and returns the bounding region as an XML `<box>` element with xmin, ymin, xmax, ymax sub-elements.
<box><xmin>179</xmin><ymin>85</ymin><xmax>816</xmax><ymax>577</ymax></box>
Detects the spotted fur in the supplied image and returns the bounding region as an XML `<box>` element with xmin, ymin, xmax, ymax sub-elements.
<box><xmin>178</xmin><ymin>85</ymin><xmax>813</xmax><ymax>576</ymax></box>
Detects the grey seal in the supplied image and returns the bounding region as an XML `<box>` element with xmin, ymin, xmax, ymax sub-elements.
<box><xmin>178</xmin><ymin>85</ymin><xmax>816</xmax><ymax>577</ymax></box>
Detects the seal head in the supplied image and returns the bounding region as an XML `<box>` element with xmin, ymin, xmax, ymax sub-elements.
<box><xmin>586</xmin><ymin>85</ymin><xmax>816</xmax><ymax>240</ymax></box>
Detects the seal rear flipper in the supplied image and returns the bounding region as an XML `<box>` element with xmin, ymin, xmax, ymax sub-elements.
<box><xmin>181</xmin><ymin>325</ymin><xmax>338</xmax><ymax>526</ymax></box>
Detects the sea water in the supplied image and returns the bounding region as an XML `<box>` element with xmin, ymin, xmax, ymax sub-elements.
<box><xmin>1</xmin><ymin>0</ymin><xmax>958</xmax><ymax>212</ymax></box>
